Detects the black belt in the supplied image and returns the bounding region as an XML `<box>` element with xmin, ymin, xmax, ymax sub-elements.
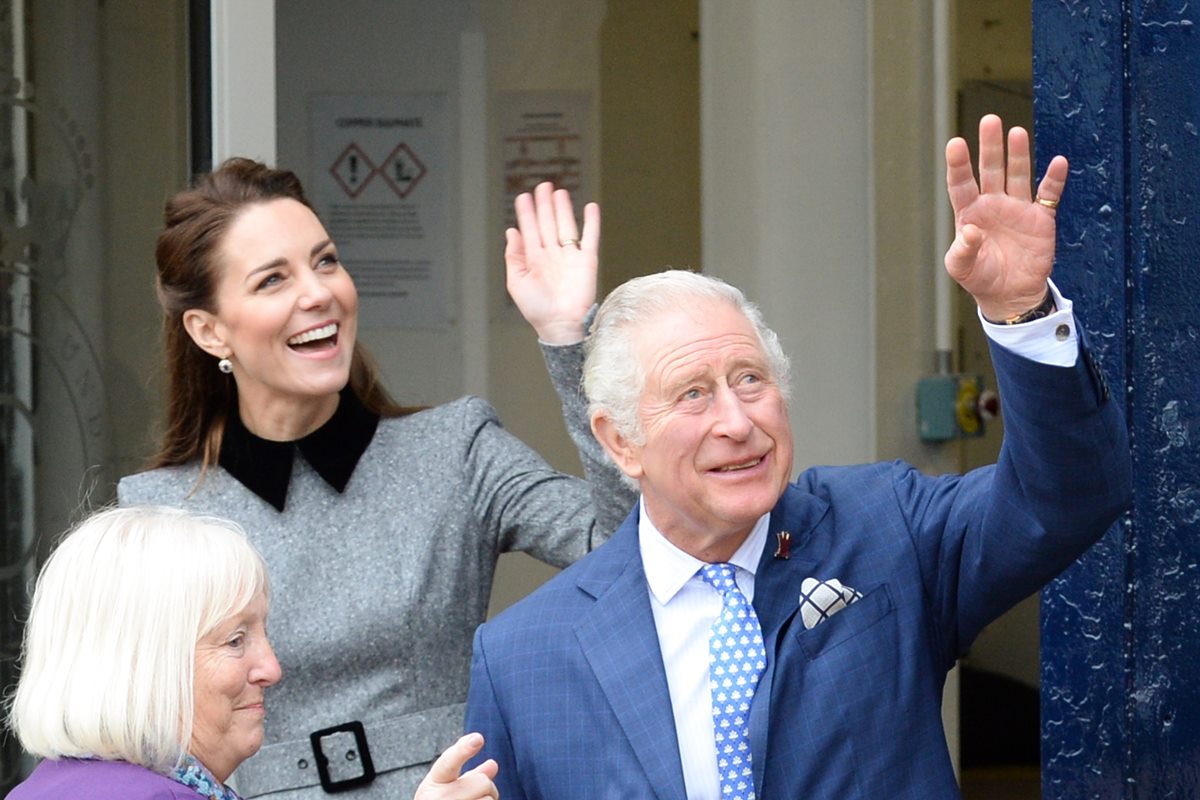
<box><xmin>232</xmin><ymin>702</ymin><xmax>465</xmax><ymax>796</ymax></box>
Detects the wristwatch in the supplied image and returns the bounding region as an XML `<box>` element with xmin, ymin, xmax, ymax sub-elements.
<box><xmin>987</xmin><ymin>288</ymin><xmax>1056</xmax><ymax>325</ymax></box>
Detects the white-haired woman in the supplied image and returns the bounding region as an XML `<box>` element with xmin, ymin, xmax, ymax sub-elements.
<box><xmin>6</xmin><ymin>506</ymin><xmax>499</xmax><ymax>800</ymax></box>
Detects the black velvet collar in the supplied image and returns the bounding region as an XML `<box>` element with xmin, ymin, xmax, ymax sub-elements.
<box><xmin>218</xmin><ymin>389</ymin><xmax>380</xmax><ymax>512</ymax></box>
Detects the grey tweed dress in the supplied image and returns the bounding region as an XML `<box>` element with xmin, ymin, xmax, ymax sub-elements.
<box><xmin>118</xmin><ymin>343</ymin><xmax>634</xmax><ymax>799</ymax></box>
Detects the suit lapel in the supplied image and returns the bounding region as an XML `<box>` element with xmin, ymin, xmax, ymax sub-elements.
<box><xmin>749</xmin><ymin>485</ymin><xmax>830</xmax><ymax>794</ymax></box>
<box><xmin>754</xmin><ymin>486</ymin><xmax>830</xmax><ymax>635</ymax></box>
<box><xmin>574</xmin><ymin>517</ymin><xmax>689</xmax><ymax>800</ymax></box>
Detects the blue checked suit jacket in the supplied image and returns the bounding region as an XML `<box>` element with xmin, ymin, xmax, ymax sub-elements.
<box><xmin>465</xmin><ymin>337</ymin><xmax>1131</xmax><ymax>799</ymax></box>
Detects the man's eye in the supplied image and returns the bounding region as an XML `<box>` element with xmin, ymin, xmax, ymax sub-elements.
<box><xmin>682</xmin><ymin>388</ymin><xmax>704</xmax><ymax>401</ymax></box>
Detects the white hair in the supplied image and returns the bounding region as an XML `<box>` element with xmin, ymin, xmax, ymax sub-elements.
<box><xmin>583</xmin><ymin>269</ymin><xmax>791</xmax><ymax>444</ymax></box>
<box><xmin>7</xmin><ymin>505</ymin><xmax>268</xmax><ymax>773</ymax></box>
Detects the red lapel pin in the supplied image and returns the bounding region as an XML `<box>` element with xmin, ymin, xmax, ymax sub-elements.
<box><xmin>774</xmin><ymin>531</ymin><xmax>791</xmax><ymax>560</ymax></box>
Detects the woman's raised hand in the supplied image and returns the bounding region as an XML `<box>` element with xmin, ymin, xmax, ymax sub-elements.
<box><xmin>505</xmin><ymin>181</ymin><xmax>600</xmax><ymax>344</ymax></box>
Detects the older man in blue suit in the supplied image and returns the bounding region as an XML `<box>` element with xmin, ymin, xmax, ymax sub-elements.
<box><xmin>465</xmin><ymin>115</ymin><xmax>1132</xmax><ymax>799</ymax></box>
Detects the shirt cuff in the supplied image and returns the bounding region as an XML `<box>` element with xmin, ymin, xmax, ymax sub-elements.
<box><xmin>979</xmin><ymin>279</ymin><xmax>1078</xmax><ymax>367</ymax></box>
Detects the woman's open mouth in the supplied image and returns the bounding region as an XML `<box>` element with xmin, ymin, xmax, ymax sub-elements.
<box><xmin>287</xmin><ymin>322</ymin><xmax>339</xmax><ymax>352</ymax></box>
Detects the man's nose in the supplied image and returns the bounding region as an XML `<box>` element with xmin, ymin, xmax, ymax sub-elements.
<box><xmin>711</xmin><ymin>385</ymin><xmax>754</xmax><ymax>440</ymax></box>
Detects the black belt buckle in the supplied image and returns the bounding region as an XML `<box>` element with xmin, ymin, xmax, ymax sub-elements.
<box><xmin>310</xmin><ymin>720</ymin><xmax>376</xmax><ymax>793</ymax></box>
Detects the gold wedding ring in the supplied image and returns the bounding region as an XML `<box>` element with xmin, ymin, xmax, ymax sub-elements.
<box><xmin>559</xmin><ymin>238</ymin><xmax>580</xmax><ymax>248</ymax></box>
<box><xmin>1034</xmin><ymin>196</ymin><xmax>1059</xmax><ymax>210</ymax></box>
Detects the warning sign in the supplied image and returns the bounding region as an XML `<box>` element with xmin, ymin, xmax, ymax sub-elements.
<box><xmin>379</xmin><ymin>143</ymin><xmax>426</xmax><ymax>199</ymax></box>
<box><xmin>310</xmin><ymin>93</ymin><xmax>450</xmax><ymax>329</ymax></box>
<box><xmin>330</xmin><ymin>143</ymin><xmax>377</xmax><ymax>198</ymax></box>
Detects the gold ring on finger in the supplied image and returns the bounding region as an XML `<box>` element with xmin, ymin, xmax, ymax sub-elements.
<box><xmin>1034</xmin><ymin>196</ymin><xmax>1059</xmax><ymax>210</ymax></box>
<box><xmin>559</xmin><ymin>238</ymin><xmax>580</xmax><ymax>248</ymax></box>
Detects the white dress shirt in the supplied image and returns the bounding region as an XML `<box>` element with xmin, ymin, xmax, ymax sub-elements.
<box><xmin>639</xmin><ymin>505</ymin><xmax>769</xmax><ymax>800</ymax></box>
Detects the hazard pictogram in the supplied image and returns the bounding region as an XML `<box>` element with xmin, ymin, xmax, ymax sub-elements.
<box><xmin>379</xmin><ymin>143</ymin><xmax>427</xmax><ymax>199</ymax></box>
<box><xmin>330</xmin><ymin>143</ymin><xmax>377</xmax><ymax>198</ymax></box>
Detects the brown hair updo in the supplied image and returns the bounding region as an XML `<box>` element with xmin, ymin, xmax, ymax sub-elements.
<box><xmin>150</xmin><ymin>158</ymin><xmax>411</xmax><ymax>472</ymax></box>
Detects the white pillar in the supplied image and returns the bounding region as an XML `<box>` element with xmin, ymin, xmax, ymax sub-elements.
<box><xmin>211</xmin><ymin>0</ymin><xmax>276</xmax><ymax>165</ymax></box>
<box><xmin>701</xmin><ymin>0</ymin><xmax>875</xmax><ymax>469</ymax></box>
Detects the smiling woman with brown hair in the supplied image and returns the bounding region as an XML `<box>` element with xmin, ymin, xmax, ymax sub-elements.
<box><xmin>117</xmin><ymin>160</ymin><xmax>632</xmax><ymax>798</ymax></box>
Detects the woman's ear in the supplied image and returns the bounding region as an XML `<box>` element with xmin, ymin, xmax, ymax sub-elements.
<box><xmin>591</xmin><ymin>413</ymin><xmax>644</xmax><ymax>481</ymax></box>
<box><xmin>182</xmin><ymin>309</ymin><xmax>230</xmax><ymax>359</ymax></box>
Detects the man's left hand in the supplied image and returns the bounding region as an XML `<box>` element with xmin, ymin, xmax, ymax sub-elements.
<box><xmin>944</xmin><ymin>113</ymin><xmax>1068</xmax><ymax>322</ymax></box>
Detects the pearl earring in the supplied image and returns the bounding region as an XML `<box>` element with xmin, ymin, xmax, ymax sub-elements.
<box><xmin>218</xmin><ymin>357</ymin><xmax>233</xmax><ymax>374</ymax></box>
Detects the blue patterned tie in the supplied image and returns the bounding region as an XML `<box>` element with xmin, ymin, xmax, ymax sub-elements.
<box><xmin>699</xmin><ymin>562</ymin><xmax>765</xmax><ymax>800</ymax></box>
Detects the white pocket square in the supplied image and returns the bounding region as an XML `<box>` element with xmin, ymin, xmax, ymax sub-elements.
<box><xmin>798</xmin><ymin>577</ymin><xmax>864</xmax><ymax>630</ymax></box>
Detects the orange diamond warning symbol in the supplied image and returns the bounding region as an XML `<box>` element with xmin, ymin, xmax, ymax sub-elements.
<box><xmin>330</xmin><ymin>144</ymin><xmax>377</xmax><ymax>198</ymax></box>
<box><xmin>379</xmin><ymin>143</ymin><xmax>426</xmax><ymax>199</ymax></box>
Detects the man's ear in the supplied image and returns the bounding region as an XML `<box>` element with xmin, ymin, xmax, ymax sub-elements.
<box><xmin>182</xmin><ymin>308</ymin><xmax>230</xmax><ymax>359</ymax></box>
<box><xmin>591</xmin><ymin>412</ymin><xmax>644</xmax><ymax>481</ymax></box>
